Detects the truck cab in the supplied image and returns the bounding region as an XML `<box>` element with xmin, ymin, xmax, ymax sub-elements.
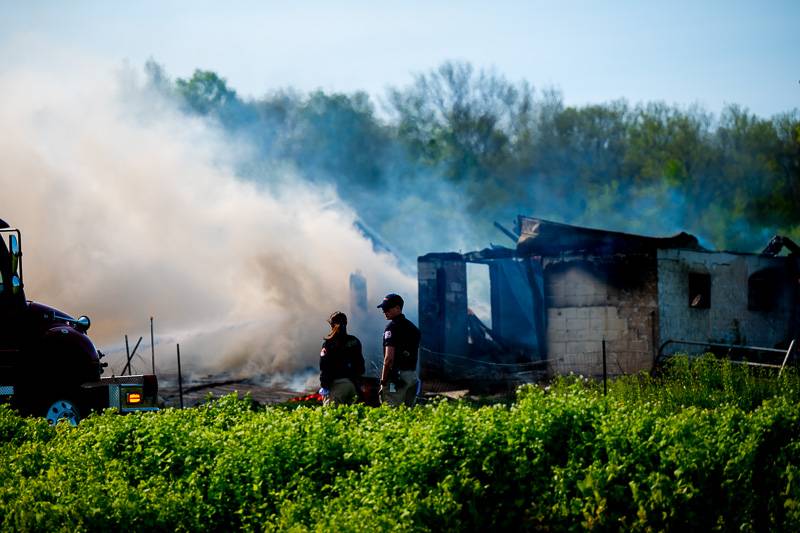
<box><xmin>0</xmin><ymin>219</ymin><xmax>158</xmax><ymax>424</ymax></box>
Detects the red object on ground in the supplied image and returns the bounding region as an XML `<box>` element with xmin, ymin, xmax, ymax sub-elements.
<box><xmin>288</xmin><ymin>392</ymin><xmax>324</xmax><ymax>403</ymax></box>
<box><xmin>288</xmin><ymin>377</ymin><xmax>381</xmax><ymax>406</ymax></box>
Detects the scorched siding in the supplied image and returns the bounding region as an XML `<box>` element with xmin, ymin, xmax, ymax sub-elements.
<box><xmin>657</xmin><ymin>249</ymin><xmax>796</xmax><ymax>352</ymax></box>
<box><xmin>544</xmin><ymin>253</ymin><xmax>658</xmax><ymax>376</ymax></box>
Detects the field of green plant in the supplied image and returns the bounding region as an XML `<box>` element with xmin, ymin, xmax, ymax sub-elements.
<box><xmin>2</xmin><ymin>355</ymin><xmax>800</xmax><ymax>532</ymax></box>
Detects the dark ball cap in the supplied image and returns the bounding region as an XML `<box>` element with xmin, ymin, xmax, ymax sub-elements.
<box><xmin>377</xmin><ymin>293</ymin><xmax>404</xmax><ymax>310</ymax></box>
<box><xmin>327</xmin><ymin>311</ymin><xmax>347</xmax><ymax>325</ymax></box>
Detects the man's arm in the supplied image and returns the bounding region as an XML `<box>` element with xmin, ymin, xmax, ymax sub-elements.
<box><xmin>381</xmin><ymin>346</ymin><xmax>395</xmax><ymax>385</ymax></box>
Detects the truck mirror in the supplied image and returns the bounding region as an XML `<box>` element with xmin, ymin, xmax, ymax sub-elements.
<box><xmin>76</xmin><ymin>315</ymin><xmax>91</xmax><ymax>332</ymax></box>
<box><xmin>8</xmin><ymin>234</ymin><xmax>19</xmax><ymax>277</ymax></box>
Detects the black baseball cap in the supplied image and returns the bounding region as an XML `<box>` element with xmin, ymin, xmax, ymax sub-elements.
<box><xmin>377</xmin><ymin>293</ymin><xmax>404</xmax><ymax>310</ymax></box>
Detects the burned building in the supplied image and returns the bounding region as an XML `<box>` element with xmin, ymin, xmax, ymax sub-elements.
<box><xmin>418</xmin><ymin>216</ymin><xmax>800</xmax><ymax>387</ymax></box>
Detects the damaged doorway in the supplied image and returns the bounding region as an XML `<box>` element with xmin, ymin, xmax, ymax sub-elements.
<box><xmin>476</xmin><ymin>255</ymin><xmax>546</xmax><ymax>364</ymax></box>
<box><xmin>467</xmin><ymin>262</ymin><xmax>492</xmax><ymax>328</ymax></box>
<box><xmin>418</xmin><ymin>249</ymin><xmax>547</xmax><ymax>387</ymax></box>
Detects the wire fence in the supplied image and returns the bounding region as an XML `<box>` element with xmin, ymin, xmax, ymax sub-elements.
<box><xmin>419</xmin><ymin>347</ymin><xmax>550</xmax><ymax>383</ymax></box>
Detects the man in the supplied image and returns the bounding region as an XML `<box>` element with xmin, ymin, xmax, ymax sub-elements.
<box><xmin>377</xmin><ymin>293</ymin><xmax>420</xmax><ymax>406</ymax></box>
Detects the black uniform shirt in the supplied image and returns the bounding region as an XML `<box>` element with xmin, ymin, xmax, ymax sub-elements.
<box><xmin>319</xmin><ymin>334</ymin><xmax>365</xmax><ymax>389</ymax></box>
<box><xmin>383</xmin><ymin>314</ymin><xmax>420</xmax><ymax>372</ymax></box>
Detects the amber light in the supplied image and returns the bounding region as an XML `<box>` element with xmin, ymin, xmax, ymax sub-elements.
<box><xmin>127</xmin><ymin>393</ymin><xmax>142</xmax><ymax>404</ymax></box>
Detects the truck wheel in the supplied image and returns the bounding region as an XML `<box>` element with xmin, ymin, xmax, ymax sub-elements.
<box><xmin>45</xmin><ymin>399</ymin><xmax>81</xmax><ymax>426</ymax></box>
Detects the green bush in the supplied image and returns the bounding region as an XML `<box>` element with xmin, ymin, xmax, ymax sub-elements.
<box><xmin>1</xmin><ymin>356</ymin><xmax>799</xmax><ymax>531</ymax></box>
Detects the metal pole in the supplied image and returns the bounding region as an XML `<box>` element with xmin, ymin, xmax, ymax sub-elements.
<box><xmin>124</xmin><ymin>335</ymin><xmax>130</xmax><ymax>376</ymax></box>
<box><xmin>602</xmin><ymin>338</ymin><xmax>607</xmax><ymax>396</ymax></box>
<box><xmin>150</xmin><ymin>316</ymin><xmax>155</xmax><ymax>375</ymax></box>
<box><xmin>493</xmin><ymin>221</ymin><xmax>519</xmax><ymax>244</ymax></box>
<box><xmin>650</xmin><ymin>311</ymin><xmax>657</xmax><ymax>366</ymax></box>
<box><xmin>779</xmin><ymin>339</ymin><xmax>796</xmax><ymax>379</ymax></box>
<box><xmin>177</xmin><ymin>343</ymin><xmax>184</xmax><ymax>409</ymax></box>
<box><xmin>124</xmin><ymin>336</ymin><xmax>142</xmax><ymax>376</ymax></box>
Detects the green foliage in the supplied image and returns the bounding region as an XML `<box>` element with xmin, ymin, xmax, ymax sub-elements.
<box><xmin>2</xmin><ymin>357</ymin><xmax>800</xmax><ymax>530</ymax></box>
<box><xmin>287</xmin><ymin>91</ymin><xmax>390</xmax><ymax>189</ymax></box>
<box><xmin>176</xmin><ymin>70</ymin><xmax>239</xmax><ymax>116</ymax></box>
<box><xmin>609</xmin><ymin>354</ymin><xmax>800</xmax><ymax>412</ymax></box>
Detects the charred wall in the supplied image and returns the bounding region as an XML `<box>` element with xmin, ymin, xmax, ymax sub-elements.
<box><xmin>418</xmin><ymin>253</ymin><xmax>468</xmax><ymax>382</ymax></box>
<box><xmin>544</xmin><ymin>253</ymin><xmax>658</xmax><ymax>376</ymax></box>
<box><xmin>657</xmin><ymin>249</ymin><xmax>799</xmax><ymax>352</ymax></box>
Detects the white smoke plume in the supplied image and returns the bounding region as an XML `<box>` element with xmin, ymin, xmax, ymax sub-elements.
<box><xmin>0</xmin><ymin>44</ymin><xmax>414</xmax><ymax>377</ymax></box>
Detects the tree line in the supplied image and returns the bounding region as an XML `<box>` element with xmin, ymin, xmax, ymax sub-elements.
<box><xmin>147</xmin><ymin>60</ymin><xmax>800</xmax><ymax>256</ymax></box>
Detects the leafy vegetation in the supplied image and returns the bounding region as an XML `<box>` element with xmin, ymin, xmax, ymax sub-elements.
<box><xmin>2</xmin><ymin>356</ymin><xmax>800</xmax><ymax>531</ymax></box>
<box><xmin>147</xmin><ymin>60</ymin><xmax>800</xmax><ymax>257</ymax></box>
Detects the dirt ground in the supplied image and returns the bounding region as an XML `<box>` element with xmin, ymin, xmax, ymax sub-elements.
<box><xmin>156</xmin><ymin>374</ymin><xmax>524</xmax><ymax>409</ymax></box>
<box><xmin>157</xmin><ymin>373</ymin><xmax>304</xmax><ymax>408</ymax></box>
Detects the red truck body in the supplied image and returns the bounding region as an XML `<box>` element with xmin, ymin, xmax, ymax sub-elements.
<box><xmin>0</xmin><ymin>219</ymin><xmax>158</xmax><ymax>424</ymax></box>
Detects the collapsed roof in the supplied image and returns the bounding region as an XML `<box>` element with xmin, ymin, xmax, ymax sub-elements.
<box><xmin>515</xmin><ymin>216</ymin><xmax>705</xmax><ymax>256</ymax></box>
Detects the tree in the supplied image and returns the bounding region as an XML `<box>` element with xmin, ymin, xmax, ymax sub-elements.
<box><xmin>158</xmin><ymin>59</ymin><xmax>800</xmax><ymax>253</ymax></box>
<box><xmin>388</xmin><ymin>62</ymin><xmax>529</xmax><ymax>178</ymax></box>
<box><xmin>176</xmin><ymin>70</ymin><xmax>238</xmax><ymax>115</ymax></box>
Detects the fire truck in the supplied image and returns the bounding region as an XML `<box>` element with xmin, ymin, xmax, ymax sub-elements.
<box><xmin>0</xmin><ymin>219</ymin><xmax>158</xmax><ymax>425</ymax></box>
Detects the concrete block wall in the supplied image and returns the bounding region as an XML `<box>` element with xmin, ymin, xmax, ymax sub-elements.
<box><xmin>544</xmin><ymin>254</ymin><xmax>658</xmax><ymax>376</ymax></box>
<box><xmin>658</xmin><ymin>249</ymin><xmax>797</xmax><ymax>352</ymax></box>
<box><xmin>418</xmin><ymin>254</ymin><xmax>468</xmax><ymax>382</ymax></box>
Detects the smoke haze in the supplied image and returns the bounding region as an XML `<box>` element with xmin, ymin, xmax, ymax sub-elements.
<box><xmin>3</xmin><ymin>43</ymin><xmax>797</xmax><ymax>383</ymax></box>
<box><xmin>0</xmin><ymin>46</ymin><xmax>414</xmax><ymax>377</ymax></box>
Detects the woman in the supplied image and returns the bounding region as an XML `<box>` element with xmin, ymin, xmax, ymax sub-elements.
<box><xmin>319</xmin><ymin>311</ymin><xmax>365</xmax><ymax>405</ymax></box>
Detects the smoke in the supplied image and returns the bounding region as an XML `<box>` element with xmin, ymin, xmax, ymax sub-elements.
<box><xmin>0</xmin><ymin>46</ymin><xmax>414</xmax><ymax>376</ymax></box>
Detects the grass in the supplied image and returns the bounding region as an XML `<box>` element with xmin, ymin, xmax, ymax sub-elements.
<box><xmin>0</xmin><ymin>354</ymin><xmax>798</xmax><ymax>531</ymax></box>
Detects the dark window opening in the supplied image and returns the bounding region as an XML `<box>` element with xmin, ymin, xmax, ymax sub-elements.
<box><xmin>688</xmin><ymin>272</ymin><xmax>711</xmax><ymax>309</ymax></box>
<box><xmin>748</xmin><ymin>270</ymin><xmax>780</xmax><ymax>311</ymax></box>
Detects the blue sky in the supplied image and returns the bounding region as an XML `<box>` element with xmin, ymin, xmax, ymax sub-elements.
<box><xmin>2</xmin><ymin>0</ymin><xmax>798</xmax><ymax>117</ymax></box>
